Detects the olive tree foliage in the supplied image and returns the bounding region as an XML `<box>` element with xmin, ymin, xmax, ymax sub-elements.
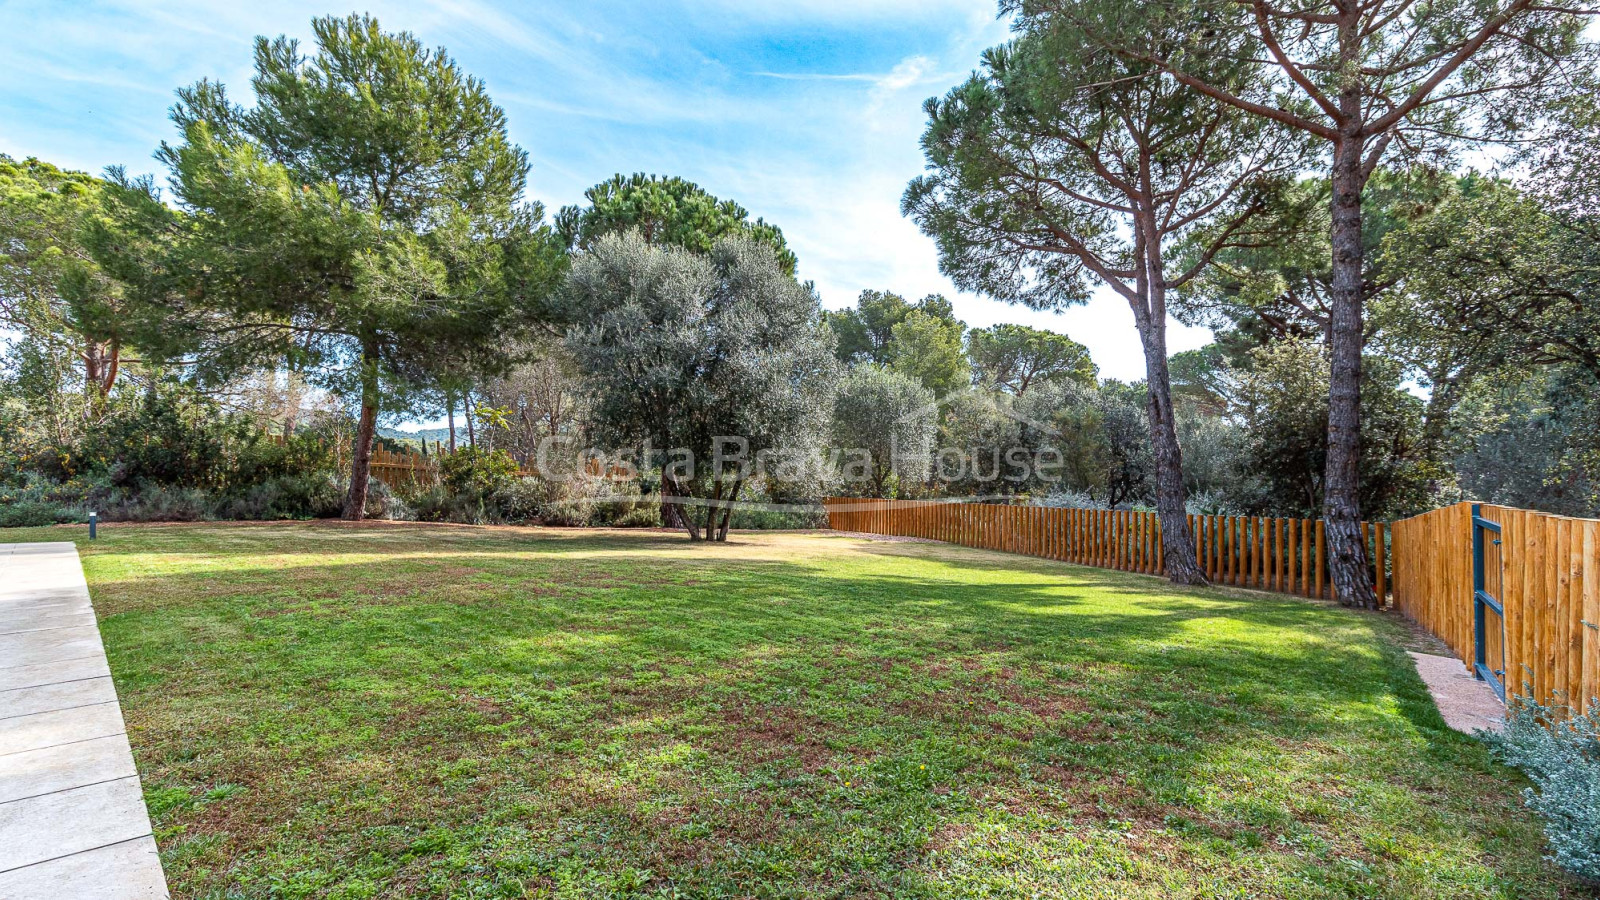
<box><xmin>1017</xmin><ymin>380</ymin><xmax>1154</xmax><ymax>508</ymax></box>
<box><xmin>558</xmin><ymin>173</ymin><xmax>796</xmax><ymax>277</ymax></box>
<box><xmin>1029</xmin><ymin>0</ymin><xmax>1597</xmax><ymax>606</ymax></box>
<box><xmin>966</xmin><ymin>323</ymin><xmax>1096</xmax><ymax>395</ymax></box>
<box><xmin>830</xmin><ymin>366</ymin><xmax>937</xmax><ymax>498</ymax></box>
<box><xmin>89</xmin><ymin>15</ymin><xmax>566</xmax><ymax>520</ymax></box>
<box><xmin>903</xmin><ymin>17</ymin><xmax>1304</xmax><ymax>583</ymax></box>
<box><xmin>562</xmin><ymin>233</ymin><xmax>836</xmax><ymax>541</ymax></box>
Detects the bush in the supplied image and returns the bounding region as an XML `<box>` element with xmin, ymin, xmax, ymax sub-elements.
<box><xmin>225</xmin><ymin>433</ymin><xmax>336</xmax><ymax>489</ymax></box>
<box><xmin>438</xmin><ymin>448</ymin><xmax>519</xmax><ymax>496</ymax></box>
<box><xmin>78</xmin><ymin>388</ymin><xmax>234</xmax><ymax>489</ymax></box>
<box><xmin>212</xmin><ymin>474</ymin><xmax>344</xmax><ymax>521</ymax></box>
<box><xmin>729</xmin><ymin>505</ymin><xmax>827</xmax><ymax>530</ymax></box>
<box><xmin>1487</xmin><ymin>697</ymin><xmax>1600</xmax><ymax>883</ymax></box>
<box><xmin>0</xmin><ymin>475</ymin><xmax>87</xmax><ymax>527</ymax></box>
<box><xmin>490</xmin><ymin>477</ymin><xmax>551</xmax><ymax>524</ymax></box>
<box><xmin>0</xmin><ymin>500</ymin><xmax>80</xmax><ymax>528</ymax></box>
<box><xmin>484</xmin><ymin>475</ymin><xmax>643</xmax><ymax>527</ymax></box>
<box><xmin>610</xmin><ymin>502</ymin><xmax>663</xmax><ymax>528</ymax></box>
<box><xmin>98</xmin><ymin>485</ymin><xmax>212</xmax><ymax>522</ymax></box>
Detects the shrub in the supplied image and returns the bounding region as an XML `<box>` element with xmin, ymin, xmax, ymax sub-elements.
<box><xmin>212</xmin><ymin>474</ymin><xmax>344</xmax><ymax>520</ymax></box>
<box><xmin>99</xmin><ymin>485</ymin><xmax>212</xmax><ymax>522</ymax></box>
<box><xmin>438</xmin><ymin>448</ymin><xmax>519</xmax><ymax>496</ymax></box>
<box><xmin>0</xmin><ymin>500</ymin><xmax>80</xmax><ymax>528</ymax></box>
<box><xmin>78</xmin><ymin>389</ymin><xmax>234</xmax><ymax>489</ymax></box>
<box><xmin>225</xmin><ymin>433</ymin><xmax>336</xmax><ymax>488</ymax></box>
<box><xmin>729</xmin><ymin>505</ymin><xmax>827</xmax><ymax>530</ymax></box>
<box><xmin>1487</xmin><ymin>697</ymin><xmax>1600</xmax><ymax>883</ymax></box>
<box><xmin>406</xmin><ymin>484</ymin><xmax>492</xmax><ymax>524</ymax></box>
<box><xmin>610</xmin><ymin>502</ymin><xmax>663</xmax><ymax>528</ymax></box>
<box><xmin>490</xmin><ymin>478</ymin><xmax>548</xmax><ymax>524</ymax></box>
<box><xmin>0</xmin><ymin>474</ymin><xmax>87</xmax><ymax>527</ymax></box>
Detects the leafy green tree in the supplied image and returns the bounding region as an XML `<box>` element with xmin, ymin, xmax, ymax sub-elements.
<box><xmin>967</xmin><ymin>323</ymin><xmax>1096</xmax><ymax>395</ymax></box>
<box><xmin>1019</xmin><ymin>380</ymin><xmax>1154</xmax><ymax>508</ymax></box>
<box><xmin>831</xmin><ymin>367</ymin><xmax>937</xmax><ymax>497</ymax></box>
<box><xmin>826</xmin><ymin>290</ymin><xmax>962</xmax><ymax>367</ymax></box>
<box><xmin>1236</xmin><ymin>340</ymin><xmax>1434</xmax><ymax>519</ymax></box>
<box><xmin>1377</xmin><ymin>112</ymin><xmax>1600</xmax><ymax>435</ymax></box>
<box><xmin>95</xmin><ymin>15</ymin><xmax>565</xmax><ymax>519</ymax></box>
<box><xmin>1062</xmin><ymin>0</ymin><xmax>1595</xmax><ymax>605</ymax></box>
<box><xmin>1450</xmin><ymin>365</ymin><xmax>1600</xmax><ymax>517</ymax></box>
<box><xmin>1178</xmin><ymin>169</ymin><xmax>1454</xmax><ymax>346</ymax></box>
<box><xmin>558</xmin><ymin>174</ymin><xmax>796</xmax><ymax>276</ymax></box>
<box><xmin>934</xmin><ymin>389</ymin><xmax>1025</xmax><ymax>497</ymax></box>
<box><xmin>563</xmin><ymin>233</ymin><xmax>835</xmax><ymax>541</ymax></box>
<box><xmin>887</xmin><ymin>308</ymin><xmax>969</xmax><ymax>397</ymax></box>
<box><xmin>1167</xmin><ymin>346</ymin><xmax>1233</xmax><ymax>417</ymax></box>
<box><xmin>0</xmin><ymin>156</ymin><xmax>150</xmax><ymax>404</ymax></box>
<box><xmin>905</xmin><ymin>17</ymin><xmax>1302</xmax><ymax>584</ymax></box>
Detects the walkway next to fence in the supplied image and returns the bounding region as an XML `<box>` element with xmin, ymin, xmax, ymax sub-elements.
<box><xmin>0</xmin><ymin>543</ymin><xmax>169</xmax><ymax>899</ymax></box>
<box><xmin>1393</xmin><ymin>502</ymin><xmax>1600</xmax><ymax>715</ymax></box>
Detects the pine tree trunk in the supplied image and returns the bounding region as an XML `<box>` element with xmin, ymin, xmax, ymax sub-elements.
<box><xmin>1324</xmin><ymin>134</ymin><xmax>1377</xmax><ymax>608</ymax></box>
<box><xmin>1138</xmin><ymin>319</ymin><xmax>1206</xmax><ymax>585</ymax></box>
<box><xmin>342</xmin><ymin>348</ymin><xmax>380</xmax><ymax>521</ymax></box>
<box><xmin>447</xmin><ymin>392</ymin><xmax>457</xmax><ymax>453</ymax></box>
<box><xmin>464</xmin><ymin>390</ymin><xmax>476</xmax><ymax>448</ymax></box>
<box><xmin>1131</xmin><ymin>214</ymin><xmax>1205</xmax><ymax>587</ymax></box>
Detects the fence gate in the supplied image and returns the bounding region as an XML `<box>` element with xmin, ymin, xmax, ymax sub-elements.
<box><xmin>1471</xmin><ymin>504</ymin><xmax>1508</xmax><ymax>702</ymax></box>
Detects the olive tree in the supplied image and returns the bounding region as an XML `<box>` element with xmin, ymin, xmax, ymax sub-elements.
<box><xmin>563</xmin><ymin>233</ymin><xmax>836</xmax><ymax>541</ymax></box>
<box><xmin>831</xmin><ymin>366</ymin><xmax>937</xmax><ymax>497</ymax></box>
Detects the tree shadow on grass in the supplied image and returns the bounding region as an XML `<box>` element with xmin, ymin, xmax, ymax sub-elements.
<box><xmin>56</xmin><ymin>525</ymin><xmax>1556</xmax><ymax>896</ymax></box>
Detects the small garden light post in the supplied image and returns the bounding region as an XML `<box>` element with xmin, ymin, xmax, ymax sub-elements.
<box><xmin>88</xmin><ymin>511</ymin><xmax>97</xmax><ymax>539</ymax></box>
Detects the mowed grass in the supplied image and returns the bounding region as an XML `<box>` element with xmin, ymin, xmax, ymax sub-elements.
<box><xmin>0</xmin><ymin>522</ymin><xmax>1579</xmax><ymax>899</ymax></box>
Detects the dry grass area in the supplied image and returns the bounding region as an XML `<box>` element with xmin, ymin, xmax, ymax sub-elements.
<box><xmin>0</xmin><ymin>521</ymin><xmax>1576</xmax><ymax>899</ymax></box>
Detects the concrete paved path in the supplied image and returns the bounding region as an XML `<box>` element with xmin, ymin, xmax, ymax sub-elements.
<box><xmin>1409</xmin><ymin>650</ymin><xmax>1506</xmax><ymax>735</ymax></box>
<box><xmin>0</xmin><ymin>543</ymin><xmax>168</xmax><ymax>899</ymax></box>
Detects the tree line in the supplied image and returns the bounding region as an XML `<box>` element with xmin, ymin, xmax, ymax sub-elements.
<box><xmin>2</xmin><ymin>6</ymin><xmax>1598</xmax><ymax>602</ymax></box>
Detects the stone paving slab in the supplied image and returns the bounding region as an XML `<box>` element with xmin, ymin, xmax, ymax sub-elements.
<box><xmin>0</xmin><ymin>734</ymin><xmax>139</xmax><ymax>804</ymax></box>
<box><xmin>0</xmin><ymin>676</ymin><xmax>119</xmax><ymax>720</ymax></box>
<box><xmin>0</xmin><ymin>702</ymin><xmax>127</xmax><ymax>756</ymax></box>
<box><xmin>0</xmin><ymin>543</ymin><xmax>168</xmax><ymax>898</ymax></box>
<box><xmin>0</xmin><ymin>626</ymin><xmax>106</xmax><ymax>671</ymax></box>
<box><xmin>0</xmin><ymin>836</ymin><xmax>167</xmax><ymax>900</ymax></box>
<box><xmin>0</xmin><ymin>657</ymin><xmax>111</xmax><ymax>694</ymax></box>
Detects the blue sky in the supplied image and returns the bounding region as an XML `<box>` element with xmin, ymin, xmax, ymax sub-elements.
<box><xmin>0</xmin><ymin>0</ymin><xmax>1213</xmax><ymax>383</ymax></box>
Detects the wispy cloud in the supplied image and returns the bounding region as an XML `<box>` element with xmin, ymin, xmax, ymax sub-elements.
<box><xmin>0</xmin><ymin>0</ymin><xmax>1209</xmax><ymax>382</ymax></box>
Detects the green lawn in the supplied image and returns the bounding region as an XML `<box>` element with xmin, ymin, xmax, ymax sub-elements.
<box><xmin>1</xmin><ymin>522</ymin><xmax>1577</xmax><ymax>898</ymax></box>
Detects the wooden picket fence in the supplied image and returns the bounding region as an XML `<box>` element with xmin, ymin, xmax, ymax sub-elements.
<box><xmin>368</xmin><ymin>446</ymin><xmax>436</xmax><ymax>487</ymax></box>
<box><xmin>1392</xmin><ymin>502</ymin><xmax>1600</xmax><ymax>713</ymax></box>
<box><xmin>822</xmin><ymin>498</ymin><xmax>1389</xmax><ymax>604</ymax></box>
<box><xmin>360</xmin><ymin>445</ymin><xmax>632</xmax><ymax>489</ymax></box>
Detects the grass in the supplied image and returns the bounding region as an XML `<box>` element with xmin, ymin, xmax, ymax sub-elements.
<box><xmin>0</xmin><ymin>521</ymin><xmax>1581</xmax><ymax>899</ymax></box>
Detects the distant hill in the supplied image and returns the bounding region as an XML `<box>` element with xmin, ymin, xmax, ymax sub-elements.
<box><xmin>378</xmin><ymin>426</ymin><xmax>454</xmax><ymax>451</ymax></box>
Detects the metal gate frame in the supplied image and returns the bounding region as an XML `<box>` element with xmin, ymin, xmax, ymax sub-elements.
<box><xmin>1471</xmin><ymin>503</ymin><xmax>1508</xmax><ymax>702</ymax></box>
